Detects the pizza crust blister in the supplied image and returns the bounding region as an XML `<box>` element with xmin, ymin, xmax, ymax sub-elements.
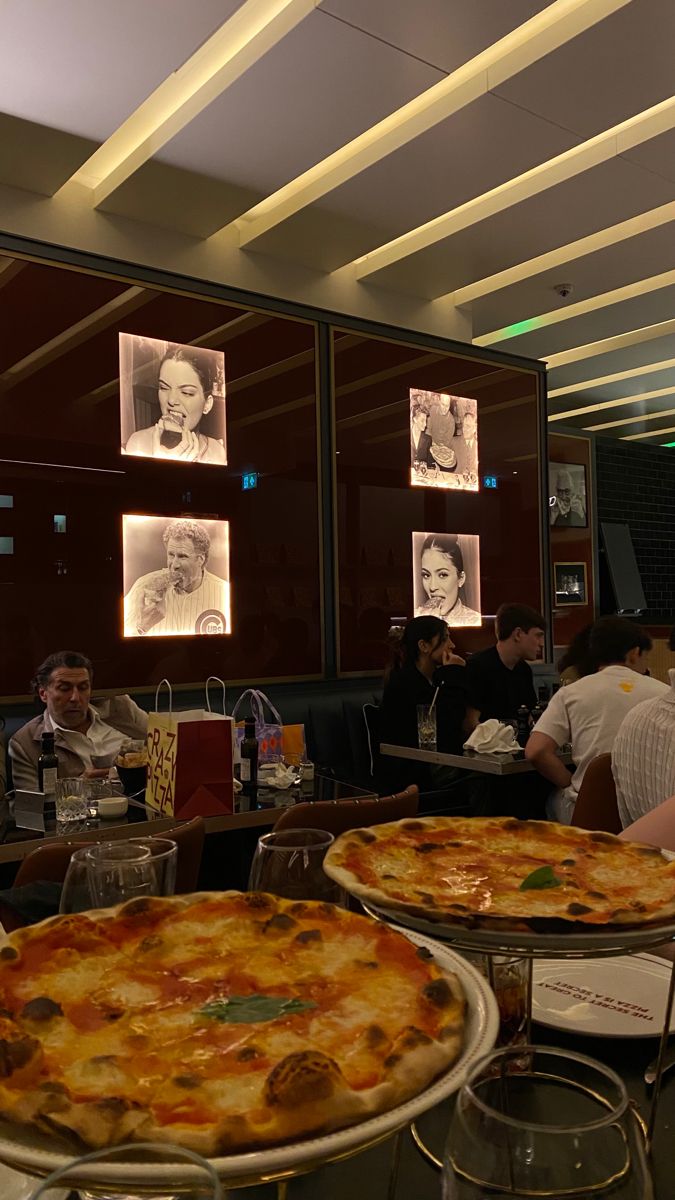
<box><xmin>0</xmin><ymin>892</ymin><xmax>466</xmax><ymax>1153</ymax></box>
<box><xmin>323</xmin><ymin>817</ymin><xmax>675</xmax><ymax>933</ymax></box>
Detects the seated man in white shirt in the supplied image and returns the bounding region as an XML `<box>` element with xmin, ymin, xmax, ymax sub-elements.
<box><xmin>9</xmin><ymin>650</ymin><xmax>148</xmax><ymax>792</ymax></box>
<box><xmin>525</xmin><ymin>617</ymin><xmax>668</xmax><ymax>823</ymax></box>
<box><xmin>612</xmin><ymin>668</ymin><xmax>675</xmax><ymax>827</ymax></box>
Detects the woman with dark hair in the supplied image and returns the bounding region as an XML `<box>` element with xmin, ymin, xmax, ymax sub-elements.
<box><xmin>378</xmin><ymin>616</ymin><xmax>471</xmax><ymax>792</ymax></box>
<box><xmin>125</xmin><ymin>344</ymin><xmax>226</xmax><ymax>464</ymax></box>
<box><xmin>414</xmin><ymin>533</ymin><xmax>481</xmax><ymax>627</ymax></box>
<box><xmin>557</xmin><ymin>624</ymin><xmax>593</xmax><ymax>685</ymax></box>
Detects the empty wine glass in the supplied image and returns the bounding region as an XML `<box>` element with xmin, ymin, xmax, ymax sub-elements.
<box><xmin>60</xmin><ymin>842</ymin><xmax>154</xmax><ymax>914</ymax></box>
<box><xmin>29</xmin><ymin>1140</ymin><xmax>223</xmax><ymax>1200</ymax></box>
<box><xmin>248</xmin><ymin>828</ymin><xmax>345</xmax><ymax>903</ymax></box>
<box><xmin>442</xmin><ymin>1044</ymin><xmax>652</xmax><ymax>1199</ymax></box>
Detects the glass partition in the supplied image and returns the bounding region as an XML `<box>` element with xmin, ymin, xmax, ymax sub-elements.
<box><xmin>332</xmin><ymin>329</ymin><xmax>543</xmax><ymax>673</ymax></box>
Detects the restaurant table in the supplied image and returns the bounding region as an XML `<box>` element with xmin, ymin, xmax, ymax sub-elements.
<box><xmin>380</xmin><ymin>742</ymin><xmax>573</xmax><ymax>776</ymax></box>
<box><xmin>0</xmin><ymin>774</ymin><xmax>377</xmax><ymax>869</ymax></box>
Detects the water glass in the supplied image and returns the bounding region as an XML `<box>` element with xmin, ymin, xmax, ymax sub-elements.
<box><xmin>417</xmin><ymin>703</ymin><xmax>437</xmax><ymax>750</ymax></box>
<box><xmin>442</xmin><ymin>1045</ymin><xmax>652</xmax><ymax>1199</ymax></box>
<box><xmin>128</xmin><ymin>837</ymin><xmax>178</xmax><ymax>896</ymax></box>
<box><xmin>248</xmin><ymin>828</ymin><xmax>344</xmax><ymax>903</ymax></box>
<box><xmin>54</xmin><ymin>777</ymin><xmax>90</xmax><ymax>822</ymax></box>
<box><xmin>28</xmin><ymin>1139</ymin><xmax>223</xmax><ymax>1200</ymax></box>
<box><xmin>59</xmin><ymin>842</ymin><xmax>154</xmax><ymax>914</ymax></box>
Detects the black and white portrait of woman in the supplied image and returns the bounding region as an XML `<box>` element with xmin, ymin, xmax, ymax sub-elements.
<box><xmin>409</xmin><ymin>389</ymin><xmax>478</xmax><ymax>491</ymax></box>
<box><xmin>412</xmin><ymin>532</ymin><xmax>481</xmax><ymax>627</ymax></box>
<box><xmin>120</xmin><ymin>335</ymin><xmax>226</xmax><ymax>465</ymax></box>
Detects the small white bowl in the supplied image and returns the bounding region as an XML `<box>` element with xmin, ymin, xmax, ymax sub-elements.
<box><xmin>96</xmin><ymin>796</ymin><xmax>129</xmax><ymax>819</ymax></box>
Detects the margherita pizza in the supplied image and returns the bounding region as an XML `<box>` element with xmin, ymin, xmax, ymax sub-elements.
<box><xmin>0</xmin><ymin>891</ymin><xmax>465</xmax><ymax>1153</ymax></box>
<box><xmin>323</xmin><ymin>817</ymin><xmax>675</xmax><ymax>931</ymax></box>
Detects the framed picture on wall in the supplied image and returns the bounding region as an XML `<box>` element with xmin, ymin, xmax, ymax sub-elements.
<box><xmin>410</xmin><ymin>389</ymin><xmax>478</xmax><ymax>491</ymax></box>
<box><xmin>548</xmin><ymin>461</ymin><xmax>587</xmax><ymax>527</ymax></box>
<box><xmin>123</xmin><ymin>514</ymin><xmax>231</xmax><ymax>637</ymax></box>
<box><xmin>412</xmin><ymin>532</ymin><xmax>482</xmax><ymax>627</ymax></box>
<box><xmin>120</xmin><ymin>334</ymin><xmax>227</xmax><ymax>465</ymax></box>
<box><xmin>554</xmin><ymin>562</ymin><xmax>587</xmax><ymax>606</ymax></box>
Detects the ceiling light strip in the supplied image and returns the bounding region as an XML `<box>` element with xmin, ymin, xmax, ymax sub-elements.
<box><xmin>585</xmin><ymin>402</ymin><xmax>675</xmax><ymax>431</ymax></box>
<box><xmin>63</xmin><ymin>0</ymin><xmax>319</xmax><ymax>206</ymax></box>
<box><xmin>449</xmin><ymin>199</ymin><xmax>675</xmax><ymax>307</ymax></box>
<box><xmin>548</xmin><ymin>355</ymin><xmax>675</xmax><ymax>398</ymax></box>
<box><xmin>231</xmin><ymin>0</ymin><xmax>628</xmax><ymax>248</ymax></box>
<box><xmin>353</xmin><ymin>92</ymin><xmax>675</xmax><ymax>280</ymax></box>
<box><xmin>473</xmin><ymin>267</ymin><xmax>675</xmax><ymax>347</ymax></box>
<box><xmin>545</xmin><ymin>316</ymin><xmax>675</xmax><ymax>369</ymax></box>
<box><xmin>548</xmin><ymin>385</ymin><xmax>675</xmax><ymax>422</ymax></box>
<box><xmin>623</xmin><ymin>423</ymin><xmax>675</xmax><ymax>441</ymax></box>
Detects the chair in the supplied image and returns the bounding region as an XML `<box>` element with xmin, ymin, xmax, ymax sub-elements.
<box><xmin>571</xmin><ymin>754</ymin><xmax>621</xmax><ymax>834</ymax></box>
<box><xmin>14</xmin><ymin>816</ymin><xmax>206</xmax><ymax>893</ymax></box>
<box><xmin>272</xmin><ymin>784</ymin><xmax>419</xmax><ymax>835</ymax></box>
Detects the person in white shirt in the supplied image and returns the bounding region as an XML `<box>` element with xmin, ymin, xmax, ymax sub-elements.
<box><xmin>526</xmin><ymin>617</ymin><xmax>669</xmax><ymax>824</ymax></box>
<box><xmin>612</xmin><ymin>669</ymin><xmax>675</xmax><ymax>827</ymax></box>
<box><xmin>124</xmin><ymin>518</ymin><xmax>230</xmax><ymax>637</ymax></box>
<box><xmin>9</xmin><ymin>650</ymin><xmax>148</xmax><ymax>791</ymax></box>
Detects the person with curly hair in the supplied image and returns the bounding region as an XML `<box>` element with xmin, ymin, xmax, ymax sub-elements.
<box><xmin>124</xmin><ymin>518</ymin><xmax>230</xmax><ymax>636</ymax></box>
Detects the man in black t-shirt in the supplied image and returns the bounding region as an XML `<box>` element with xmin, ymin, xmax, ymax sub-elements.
<box><xmin>465</xmin><ymin>603</ymin><xmax>546</xmax><ymax>723</ymax></box>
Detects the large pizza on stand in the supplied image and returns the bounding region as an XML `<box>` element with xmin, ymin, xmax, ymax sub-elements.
<box><xmin>323</xmin><ymin>817</ymin><xmax>675</xmax><ymax>931</ymax></box>
<box><xmin>0</xmin><ymin>891</ymin><xmax>466</xmax><ymax>1152</ymax></box>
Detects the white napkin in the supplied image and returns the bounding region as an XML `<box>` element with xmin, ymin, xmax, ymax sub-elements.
<box><xmin>260</xmin><ymin>762</ymin><xmax>297</xmax><ymax>790</ymax></box>
<box><xmin>463</xmin><ymin>719</ymin><xmax>519</xmax><ymax>754</ymax></box>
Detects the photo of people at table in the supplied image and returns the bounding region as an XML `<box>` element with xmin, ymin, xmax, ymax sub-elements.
<box><xmin>409</xmin><ymin>389</ymin><xmax>478</xmax><ymax>491</ymax></box>
<box><xmin>123</xmin><ymin>514</ymin><xmax>231</xmax><ymax>637</ymax></box>
<box><xmin>412</xmin><ymin>531</ymin><xmax>482</xmax><ymax>627</ymax></box>
<box><xmin>120</xmin><ymin>334</ymin><xmax>227</xmax><ymax>465</ymax></box>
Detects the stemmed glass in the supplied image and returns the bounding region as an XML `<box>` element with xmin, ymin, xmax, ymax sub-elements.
<box><xmin>248</xmin><ymin>828</ymin><xmax>345</xmax><ymax>903</ymax></box>
<box><xmin>442</xmin><ymin>1044</ymin><xmax>652</xmax><ymax>1198</ymax></box>
<box><xmin>28</xmin><ymin>1140</ymin><xmax>223</xmax><ymax>1200</ymax></box>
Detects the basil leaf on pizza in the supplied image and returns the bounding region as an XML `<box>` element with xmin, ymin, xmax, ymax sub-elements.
<box><xmin>199</xmin><ymin>994</ymin><xmax>317</xmax><ymax>1023</ymax></box>
<box><xmin>519</xmin><ymin>866</ymin><xmax>561</xmax><ymax>891</ymax></box>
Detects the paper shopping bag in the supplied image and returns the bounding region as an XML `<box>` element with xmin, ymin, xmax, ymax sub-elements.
<box><xmin>146</xmin><ymin>679</ymin><xmax>233</xmax><ymax>818</ymax></box>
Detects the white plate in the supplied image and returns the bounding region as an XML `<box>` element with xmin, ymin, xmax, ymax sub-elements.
<box><xmin>533</xmin><ymin>953</ymin><xmax>675</xmax><ymax>1038</ymax></box>
<box><xmin>0</xmin><ymin>930</ymin><xmax>498</xmax><ymax>1190</ymax></box>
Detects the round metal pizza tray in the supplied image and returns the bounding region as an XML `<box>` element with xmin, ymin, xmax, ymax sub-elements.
<box><xmin>362</xmin><ymin>901</ymin><xmax>675</xmax><ymax>959</ymax></box>
<box><xmin>0</xmin><ymin>931</ymin><xmax>499</xmax><ymax>1191</ymax></box>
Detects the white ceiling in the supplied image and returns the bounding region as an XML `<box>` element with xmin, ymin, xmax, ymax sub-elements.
<box><xmin>0</xmin><ymin>0</ymin><xmax>674</xmax><ymax>441</ymax></box>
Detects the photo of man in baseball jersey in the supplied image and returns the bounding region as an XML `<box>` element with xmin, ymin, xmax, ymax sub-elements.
<box><xmin>123</xmin><ymin>516</ymin><xmax>230</xmax><ymax>637</ymax></box>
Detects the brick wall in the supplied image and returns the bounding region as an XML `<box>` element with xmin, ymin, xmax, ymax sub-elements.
<box><xmin>596</xmin><ymin>438</ymin><xmax>675</xmax><ymax>619</ymax></box>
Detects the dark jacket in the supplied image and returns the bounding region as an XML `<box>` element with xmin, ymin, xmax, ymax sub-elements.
<box><xmin>378</xmin><ymin>662</ymin><xmax>468</xmax><ymax>789</ymax></box>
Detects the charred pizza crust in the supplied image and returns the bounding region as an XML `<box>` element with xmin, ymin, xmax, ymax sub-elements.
<box><xmin>0</xmin><ymin>892</ymin><xmax>465</xmax><ymax>1153</ymax></box>
<box><xmin>323</xmin><ymin>817</ymin><xmax>675</xmax><ymax>932</ymax></box>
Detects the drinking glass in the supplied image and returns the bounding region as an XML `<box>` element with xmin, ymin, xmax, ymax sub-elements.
<box><xmin>29</xmin><ymin>1140</ymin><xmax>223</xmax><ymax>1200</ymax></box>
<box><xmin>417</xmin><ymin>704</ymin><xmax>437</xmax><ymax>750</ymax></box>
<box><xmin>462</xmin><ymin>953</ymin><xmax>528</xmax><ymax>1048</ymax></box>
<box><xmin>59</xmin><ymin>842</ymin><xmax>154</xmax><ymax>914</ymax></box>
<box><xmin>54</xmin><ymin>777</ymin><xmax>90</xmax><ymax>822</ymax></box>
<box><xmin>442</xmin><ymin>1045</ymin><xmax>652</xmax><ymax>1199</ymax></box>
<box><xmin>248</xmin><ymin>828</ymin><xmax>344</xmax><ymax>903</ymax></box>
<box><xmin>128</xmin><ymin>837</ymin><xmax>178</xmax><ymax>896</ymax></box>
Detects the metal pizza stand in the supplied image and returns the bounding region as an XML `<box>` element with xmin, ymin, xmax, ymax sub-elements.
<box><xmin>359</xmin><ymin>897</ymin><xmax>675</xmax><ymax>1165</ymax></box>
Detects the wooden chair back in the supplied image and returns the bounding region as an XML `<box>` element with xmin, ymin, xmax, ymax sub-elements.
<box><xmin>272</xmin><ymin>784</ymin><xmax>419</xmax><ymax>835</ymax></box>
<box><xmin>571</xmin><ymin>753</ymin><xmax>621</xmax><ymax>834</ymax></box>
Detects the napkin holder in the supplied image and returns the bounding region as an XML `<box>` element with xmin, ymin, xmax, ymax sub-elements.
<box><xmin>14</xmin><ymin>790</ymin><xmax>55</xmax><ymax>831</ymax></box>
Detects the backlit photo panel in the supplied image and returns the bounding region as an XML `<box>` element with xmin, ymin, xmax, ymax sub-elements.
<box><xmin>123</xmin><ymin>515</ymin><xmax>231</xmax><ymax>638</ymax></box>
<box><xmin>412</xmin><ymin>532</ymin><xmax>481</xmax><ymax>627</ymax></box>
<box><xmin>120</xmin><ymin>334</ymin><xmax>227</xmax><ymax>466</ymax></box>
<box><xmin>410</xmin><ymin>389</ymin><xmax>478</xmax><ymax>491</ymax></box>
